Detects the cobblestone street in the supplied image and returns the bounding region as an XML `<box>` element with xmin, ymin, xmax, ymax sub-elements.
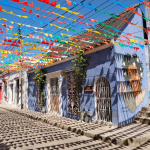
<box><xmin>0</xmin><ymin>107</ymin><xmax>140</xmax><ymax>150</ymax></box>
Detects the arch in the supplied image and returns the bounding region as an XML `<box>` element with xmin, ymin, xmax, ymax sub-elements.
<box><xmin>94</xmin><ymin>76</ymin><xmax>112</xmax><ymax>122</ymax></box>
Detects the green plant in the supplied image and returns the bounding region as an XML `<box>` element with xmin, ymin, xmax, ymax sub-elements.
<box><xmin>33</xmin><ymin>69</ymin><xmax>47</xmax><ymax>106</ymax></box>
<box><xmin>72</xmin><ymin>53</ymin><xmax>90</xmax><ymax>111</ymax></box>
<box><xmin>33</xmin><ymin>69</ymin><xmax>47</xmax><ymax>90</ymax></box>
<box><xmin>41</xmin><ymin>92</ymin><xmax>46</xmax><ymax>106</ymax></box>
<box><xmin>83</xmin><ymin>108</ymin><xmax>85</xmax><ymax>111</ymax></box>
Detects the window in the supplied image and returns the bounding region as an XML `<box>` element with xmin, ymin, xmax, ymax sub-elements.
<box><xmin>50</xmin><ymin>78</ymin><xmax>59</xmax><ymax>95</ymax></box>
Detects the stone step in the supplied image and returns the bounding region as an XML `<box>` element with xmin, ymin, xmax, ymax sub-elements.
<box><xmin>138</xmin><ymin>111</ymin><xmax>150</xmax><ymax>118</ymax></box>
<box><xmin>141</xmin><ymin>106</ymin><xmax>150</xmax><ymax>112</ymax></box>
<box><xmin>98</xmin><ymin>124</ymin><xmax>150</xmax><ymax>147</ymax></box>
<box><xmin>138</xmin><ymin>117</ymin><xmax>150</xmax><ymax>125</ymax></box>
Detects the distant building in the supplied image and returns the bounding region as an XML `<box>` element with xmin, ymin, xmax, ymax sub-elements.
<box><xmin>0</xmin><ymin>71</ymin><xmax>28</xmax><ymax>109</ymax></box>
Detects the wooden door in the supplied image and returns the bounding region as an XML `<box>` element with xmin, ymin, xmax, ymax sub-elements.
<box><xmin>50</xmin><ymin>78</ymin><xmax>59</xmax><ymax>113</ymax></box>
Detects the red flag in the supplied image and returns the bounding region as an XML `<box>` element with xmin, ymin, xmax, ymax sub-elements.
<box><xmin>28</xmin><ymin>9</ymin><xmax>33</xmax><ymax>13</ymax></box>
<box><xmin>37</xmin><ymin>14</ymin><xmax>40</xmax><ymax>18</ymax></box>
<box><xmin>0</xmin><ymin>6</ymin><xmax>2</xmax><ymax>12</ymax></box>
<box><xmin>12</xmin><ymin>0</ymin><xmax>19</xmax><ymax>2</ymax></box>
<box><xmin>2</xmin><ymin>24</ymin><xmax>7</xmax><ymax>27</ymax></box>
<box><xmin>50</xmin><ymin>1</ymin><xmax>57</xmax><ymax>7</ymax></box>
<box><xmin>13</xmin><ymin>40</ymin><xmax>17</xmax><ymax>43</ymax></box>
<box><xmin>8</xmin><ymin>39</ymin><xmax>12</xmax><ymax>42</ymax></box>
<box><xmin>38</xmin><ymin>0</ymin><xmax>49</xmax><ymax>4</ymax></box>
<box><xmin>20</xmin><ymin>1</ymin><xmax>28</xmax><ymax>5</ymax></box>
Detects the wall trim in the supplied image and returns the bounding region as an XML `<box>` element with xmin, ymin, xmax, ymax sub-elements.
<box><xmin>28</xmin><ymin>43</ymin><xmax>113</xmax><ymax>74</ymax></box>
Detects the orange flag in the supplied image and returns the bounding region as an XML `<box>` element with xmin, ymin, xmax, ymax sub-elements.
<box><xmin>29</xmin><ymin>34</ymin><xmax>33</xmax><ymax>38</ymax></box>
<box><xmin>28</xmin><ymin>1</ymin><xmax>33</xmax><ymax>7</ymax></box>
<box><xmin>8</xmin><ymin>25</ymin><xmax>13</xmax><ymax>30</ymax></box>
<box><xmin>21</xmin><ymin>7</ymin><xmax>26</xmax><ymax>11</ymax></box>
<box><xmin>66</xmin><ymin>0</ymin><xmax>71</xmax><ymax>5</ymax></box>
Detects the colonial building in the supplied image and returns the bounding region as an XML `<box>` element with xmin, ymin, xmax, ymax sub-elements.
<box><xmin>28</xmin><ymin>4</ymin><xmax>149</xmax><ymax>126</ymax></box>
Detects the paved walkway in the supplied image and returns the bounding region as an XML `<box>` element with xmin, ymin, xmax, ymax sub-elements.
<box><xmin>1</xmin><ymin>104</ymin><xmax>150</xmax><ymax>149</ymax></box>
<box><xmin>0</xmin><ymin>107</ymin><xmax>132</xmax><ymax>150</ymax></box>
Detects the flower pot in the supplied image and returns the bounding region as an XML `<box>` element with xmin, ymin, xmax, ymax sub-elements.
<box><xmin>78</xmin><ymin>111</ymin><xmax>85</xmax><ymax>121</ymax></box>
<box><xmin>41</xmin><ymin>106</ymin><xmax>45</xmax><ymax>113</ymax></box>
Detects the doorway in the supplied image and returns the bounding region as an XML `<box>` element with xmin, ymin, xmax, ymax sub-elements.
<box><xmin>50</xmin><ymin>78</ymin><xmax>59</xmax><ymax>114</ymax></box>
<box><xmin>66</xmin><ymin>71</ymin><xmax>78</xmax><ymax>114</ymax></box>
<box><xmin>95</xmin><ymin>77</ymin><xmax>112</xmax><ymax>122</ymax></box>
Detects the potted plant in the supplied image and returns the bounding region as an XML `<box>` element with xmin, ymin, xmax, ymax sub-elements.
<box><xmin>41</xmin><ymin>92</ymin><xmax>46</xmax><ymax>113</ymax></box>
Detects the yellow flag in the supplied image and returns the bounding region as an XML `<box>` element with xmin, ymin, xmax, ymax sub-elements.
<box><xmin>33</xmin><ymin>43</ymin><xmax>36</xmax><ymax>47</ymax></box>
<box><xmin>49</xmin><ymin>34</ymin><xmax>53</xmax><ymax>37</ymax></box>
<box><xmin>44</xmin><ymin>33</ymin><xmax>48</xmax><ymax>36</ymax></box>
<box><xmin>61</xmin><ymin>7</ymin><xmax>68</xmax><ymax>10</ymax></box>
<box><xmin>22</xmin><ymin>16</ymin><xmax>28</xmax><ymax>18</ymax></box>
<box><xmin>24</xmin><ymin>42</ymin><xmax>28</xmax><ymax>46</ymax></box>
<box><xmin>14</xmin><ymin>33</ymin><xmax>18</xmax><ymax>35</ymax></box>
<box><xmin>2</xmin><ymin>9</ymin><xmax>6</xmax><ymax>12</ymax></box>
<box><xmin>28</xmin><ymin>43</ymin><xmax>32</xmax><ymax>46</ymax></box>
<box><xmin>16</xmin><ymin>15</ymin><xmax>21</xmax><ymax>17</ymax></box>
<box><xmin>56</xmin><ymin>4</ymin><xmax>60</xmax><ymax>8</ymax></box>
<box><xmin>9</xmin><ymin>11</ymin><xmax>13</xmax><ymax>14</ymax></box>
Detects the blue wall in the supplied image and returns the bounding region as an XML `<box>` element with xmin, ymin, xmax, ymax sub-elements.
<box><xmin>115</xmin><ymin>8</ymin><xmax>149</xmax><ymax>126</ymax></box>
<box><xmin>28</xmin><ymin>47</ymin><xmax>118</xmax><ymax>125</ymax></box>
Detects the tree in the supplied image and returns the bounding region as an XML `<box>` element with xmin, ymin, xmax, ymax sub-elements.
<box><xmin>33</xmin><ymin>69</ymin><xmax>47</xmax><ymax>107</ymax></box>
<box><xmin>71</xmin><ymin>53</ymin><xmax>90</xmax><ymax>111</ymax></box>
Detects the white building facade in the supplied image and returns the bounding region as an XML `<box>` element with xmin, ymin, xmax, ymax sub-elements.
<box><xmin>0</xmin><ymin>71</ymin><xmax>28</xmax><ymax>109</ymax></box>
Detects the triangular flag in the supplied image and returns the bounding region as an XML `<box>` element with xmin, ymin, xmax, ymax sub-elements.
<box><xmin>12</xmin><ymin>0</ymin><xmax>20</xmax><ymax>2</ymax></box>
<box><xmin>66</xmin><ymin>0</ymin><xmax>71</xmax><ymax>5</ymax></box>
<box><xmin>50</xmin><ymin>1</ymin><xmax>57</xmax><ymax>7</ymax></box>
<box><xmin>37</xmin><ymin>14</ymin><xmax>40</xmax><ymax>18</ymax></box>
<box><xmin>56</xmin><ymin>4</ymin><xmax>60</xmax><ymax>8</ymax></box>
<box><xmin>2</xmin><ymin>24</ymin><xmax>7</xmax><ymax>27</ymax></box>
<box><xmin>28</xmin><ymin>43</ymin><xmax>32</xmax><ymax>46</ymax></box>
<box><xmin>21</xmin><ymin>7</ymin><xmax>26</xmax><ymax>11</ymax></box>
<box><xmin>28</xmin><ymin>1</ymin><xmax>33</xmax><ymax>7</ymax></box>
<box><xmin>20</xmin><ymin>1</ymin><xmax>28</xmax><ymax>5</ymax></box>
<box><xmin>38</xmin><ymin>0</ymin><xmax>49</xmax><ymax>4</ymax></box>
<box><xmin>0</xmin><ymin>6</ymin><xmax>2</xmax><ymax>12</ymax></box>
<box><xmin>28</xmin><ymin>9</ymin><xmax>33</xmax><ymax>13</ymax></box>
<box><xmin>29</xmin><ymin>34</ymin><xmax>33</xmax><ymax>38</ymax></box>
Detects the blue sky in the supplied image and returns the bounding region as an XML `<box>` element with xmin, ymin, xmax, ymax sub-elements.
<box><xmin>0</xmin><ymin>0</ymin><xmax>147</xmax><ymax>64</ymax></box>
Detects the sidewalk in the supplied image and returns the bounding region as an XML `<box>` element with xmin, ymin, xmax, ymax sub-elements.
<box><xmin>1</xmin><ymin>104</ymin><xmax>150</xmax><ymax>148</ymax></box>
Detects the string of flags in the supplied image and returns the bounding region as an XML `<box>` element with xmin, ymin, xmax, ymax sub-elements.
<box><xmin>0</xmin><ymin>0</ymin><xmax>148</xmax><ymax>71</ymax></box>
